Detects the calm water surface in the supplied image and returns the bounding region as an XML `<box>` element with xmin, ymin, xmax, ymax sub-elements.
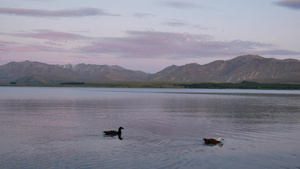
<box><xmin>0</xmin><ymin>87</ymin><xmax>300</xmax><ymax>169</ymax></box>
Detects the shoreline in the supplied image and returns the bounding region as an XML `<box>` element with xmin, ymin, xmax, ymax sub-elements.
<box><xmin>1</xmin><ymin>81</ymin><xmax>300</xmax><ymax>90</ymax></box>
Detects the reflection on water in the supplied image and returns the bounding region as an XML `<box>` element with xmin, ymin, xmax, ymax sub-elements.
<box><xmin>103</xmin><ymin>133</ymin><xmax>123</xmax><ymax>140</ymax></box>
<box><xmin>0</xmin><ymin>87</ymin><xmax>300</xmax><ymax>169</ymax></box>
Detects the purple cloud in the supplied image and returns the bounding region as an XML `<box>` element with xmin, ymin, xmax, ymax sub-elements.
<box><xmin>3</xmin><ymin>30</ymin><xmax>299</xmax><ymax>59</ymax></box>
<box><xmin>275</xmin><ymin>0</ymin><xmax>300</xmax><ymax>10</ymax></box>
<box><xmin>79</xmin><ymin>31</ymin><xmax>287</xmax><ymax>58</ymax></box>
<box><xmin>0</xmin><ymin>7</ymin><xmax>119</xmax><ymax>17</ymax></box>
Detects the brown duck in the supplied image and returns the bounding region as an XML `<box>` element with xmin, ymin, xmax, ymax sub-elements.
<box><xmin>203</xmin><ymin>137</ymin><xmax>224</xmax><ymax>145</ymax></box>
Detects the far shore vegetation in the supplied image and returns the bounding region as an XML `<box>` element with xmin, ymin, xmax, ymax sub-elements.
<box><xmin>1</xmin><ymin>81</ymin><xmax>300</xmax><ymax>90</ymax></box>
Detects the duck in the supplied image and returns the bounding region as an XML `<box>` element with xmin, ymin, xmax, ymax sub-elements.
<box><xmin>103</xmin><ymin>127</ymin><xmax>124</xmax><ymax>135</ymax></box>
<box><xmin>203</xmin><ymin>137</ymin><xmax>224</xmax><ymax>145</ymax></box>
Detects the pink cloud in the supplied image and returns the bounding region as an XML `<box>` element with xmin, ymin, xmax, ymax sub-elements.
<box><xmin>0</xmin><ymin>7</ymin><xmax>119</xmax><ymax>17</ymax></box>
<box><xmin>0</xmin><ymin>40</ymin><xmax>37</xmax><ymax>52</ymax></box>
<box><xmin>0</xmin><ymin>48</ymin><xmax>37</xmax><ymax>52</ymax></box>
<box><xmin>27</xmin><ymin>44</ymin><xmax>67</xmax><ymax>52</ymax></box>
<box><xmin>44</xmin><ymin>59</ymin><xmax>74</xmax><ymax>63</ymax></box>
<box><xmin>10</xmin><ymin>30</ymin><xmax>88</xmax><ymax>41</ymax></box>
<box><xmin>0</xmin><ymin>38</ymin><xmax>67</xmax><ymax>53</ymax></box>
<box><xmin>0</xmin><ymin>40</ymin><xmax>19</xmax><ymax>45</ymax></box>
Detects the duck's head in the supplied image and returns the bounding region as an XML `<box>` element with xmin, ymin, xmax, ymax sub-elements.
<box><xmin>118</xmin><ymin>127</ymin><xmax>124</xmax><ymax>130</ymax></box>
<box><xmin>217</xmin><ymin>137</ymin><xmax>224</xmax><ymax>142</ymax></box>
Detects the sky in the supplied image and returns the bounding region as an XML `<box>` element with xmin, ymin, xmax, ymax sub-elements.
<box><xmin>0</xmin><ymin>0</ymin><xmax>300</xmax><ymax>73</ymax></box>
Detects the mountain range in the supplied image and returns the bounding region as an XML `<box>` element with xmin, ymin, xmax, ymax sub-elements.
<box><xmin>1</xmin><ymin>55</ymin><xmax>300</xmax><ymax>84</ymax></box>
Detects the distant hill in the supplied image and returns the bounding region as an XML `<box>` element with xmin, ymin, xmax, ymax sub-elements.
<box><xmin>0</xmin><ymin>61</ymin><xmax>79</xmax><ymax>83</ymax></box>
<box><xmin>62</xmin><ymin>63</ymin><xmax>149</xmax><ymax>82</ymax></box>
<box><xmin>150</xmin><ymin>55</ymin><xmax>300</xmax><ymax>84</ymax></box>
<box><xmin>0</xmin><ymin>55</ymin><xmax>300</xmax><ymax>84</ymax></box>
<box><xmin>0</xmin><ymin>61</ymin><xmax>150</xmax><ymax>83</ymax></box>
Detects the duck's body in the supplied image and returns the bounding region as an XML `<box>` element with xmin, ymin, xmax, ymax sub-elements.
<box><xmin>103</xmin><ymin>127</ymin><xmax>124</xmax><ymax>135</ymax></box>
<box><xmin>203</xmin><ymin>137</ymin><xmax>224</xmax><ymax>145</ymax></box>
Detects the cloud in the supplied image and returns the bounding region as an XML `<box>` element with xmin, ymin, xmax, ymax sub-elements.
<box><xmin>80</xmin><ymin>31</ymin><xmax>209</xmax><ymax>57</ymax></box>
<box><xmin>164</xmin><ymin>1</ymin><xmax>202</xmax><ymax>9</ymax></box>
<box><xmin>0</xmin><ymin>39</ymin><xmax>66</xmax><ymax>53</ymax></box>
<box><xmin>0</xmin><ymin>30</ymin><xmax>82</xmax><ymax>53</ymax></box>
<box><xmin>0</xmin><ymin>40</ymin><xmax>19</xmax><ymax>45</ymax></box>
<box><xmin>257</xmin><ymin>49</ymin><xmax>300</xmax><ymax>55</ymax></box>
<box><xmin>162</xmin><ymin>20</ymin><xmax>188</xmax><ymax>27</ymax></box>
<box><xmin>131</xmin><ymin>13</ymin><xmax>155</xmax><ymax>18</ymax></box>
<box><xmin>3</xmin><ymin>30</ymin><xmax>299</xmax><ymax>59</ymax></box>
<box><xmin>275</xmin><ymin>0</ymin><xmax>300</xmax><ymax>10</ymax></box>
<box><xmin>0</xmin><ymin>7</ymin><xmax>119</xmax><ymax>17</ymax></box>
<box><xmin>9</xmin><ymin>30</ymin><xmax>89</xmax><ymax>41</ymax></box>
<box><xmin>0</xmin><ymin>40</ymin><xmax>37</xmax><ymax>52</ymax></box>
<box><xmin>79</xmin><ymin>30</ymin><xmax>292</xmax><ymax>58</ymax></box>
<box><xmin>162</xmin><ymin>19</ymin><xmax>217</xmax><ymax>30</ymax></box>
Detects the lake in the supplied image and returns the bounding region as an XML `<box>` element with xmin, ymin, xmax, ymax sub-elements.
<box><xmin>0</xmin><ymin>87</ymin><xmax>300</xmax><ymax>169</ymax></box>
